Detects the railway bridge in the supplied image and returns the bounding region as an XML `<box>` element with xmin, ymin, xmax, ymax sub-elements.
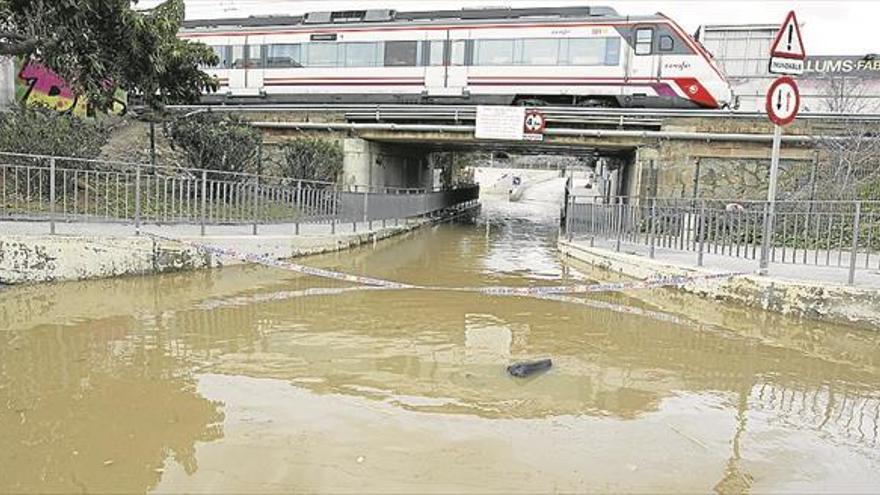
<box><xmin>172</xmin><ymin>104</ymin><xmax>879</xmax><ymax>201</ymax></box>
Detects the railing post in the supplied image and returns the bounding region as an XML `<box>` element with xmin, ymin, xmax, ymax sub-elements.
<box><xmin>759</xmin><ymin>202</ymin><xmax>772</xmax><ymax>274</ymax></box>
<box><xmin>566</xmin><ymin>194</ymin><xmax>574</xmax><ymax>242</ymax></box>
<box><xmin>364</xmin><ymin>190</ymin><xmax>371</xmax><ymax>231</ymax></box>
<box><xmin>331</xmin><ymin>187</ymin><xmax>337</xmax><ymax>235</ymax></box>
<box><xmin>698</xmin><ymin>200</ymin><xmax>706</xmax><ymax>267</ymax></box>
<box><xmin>252</xmin><ymin>180</ymin><xmax>259</xmax><ymax>236</ymax></box>
<box><xmin>649</xmin><ymin>198</ymin><xmax>657</xmax><ymax>259</ymax></box>
<box><xmin>848</xmin><ymin>201</ymin><xmax>862</xmax><ymax>286</ymax></box>
<box><xmin>200</xmin><ymin>170</ymin><xmax>207</xmax><ymax>237</ymax></box>
<box><xmin>134</xmin><ymin>164</ymin><xmax>142</xmax><ymax>236</ymax></box>
<box><xmin>49</xmin><ymin>158</ymin><xmax>56</xmax><ymax>235</ymax></box>
<box><xmin>615</xmin><ymin>198</ymin><xmax>623</xmax><ymax>252</ymax></box>
<box><xmin>295</xmin><ymin>180</ymin><xmax>301</xmax><ymax>235</ymax></box>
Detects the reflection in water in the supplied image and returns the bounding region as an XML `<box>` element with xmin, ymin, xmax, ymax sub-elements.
<box><xmin>1</xmin><ymin>197</ymin><xmax>879</xmax><ymax>492</ymax></box>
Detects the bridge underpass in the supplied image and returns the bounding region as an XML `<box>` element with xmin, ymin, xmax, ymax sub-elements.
<box><xmin>251</xmin><ymin>105</ymin><xmax>844</xmax><ymax>200</ymax></box>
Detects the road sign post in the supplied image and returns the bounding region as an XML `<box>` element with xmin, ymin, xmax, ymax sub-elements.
<box><xmin>759</xmin><ymin>11</ymin><xmax>805</xmax><ymax>275</ymax></box>
<box><xmin>760</xmin><ymin>76</ymin><xmax>801</xmax><ymax>274</ymax></box>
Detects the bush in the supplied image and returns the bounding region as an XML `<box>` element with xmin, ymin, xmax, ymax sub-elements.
<box><xmin>0</xmin><ymin>105</ymin><xmax>109</xmax><ymax>164</ymax></box>
<box><xmin>279</xmin><ymin>137</ymin><xmax>342</xmax><ymax>184</ymax></box>
<box><xmin>166</xmin><ymin>112</ymin><xmax>261</xmax><ymax>177</ymax></box>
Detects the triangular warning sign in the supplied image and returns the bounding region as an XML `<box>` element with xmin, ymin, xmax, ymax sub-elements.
<box><xmin>770</xmin><ymin>11</ymin><xmax>806</xmax><ymax>60</ymax></box>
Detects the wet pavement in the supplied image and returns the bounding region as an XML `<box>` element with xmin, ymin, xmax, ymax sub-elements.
<box><xmin>1</xmin><ymin>198</ymin><xmax>879</xmax><ymax>493</ymax></box>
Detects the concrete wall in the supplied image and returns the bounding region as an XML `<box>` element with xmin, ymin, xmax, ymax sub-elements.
<box><xmin>0</xmin><ymin>57</ymin><xmax>15</xmax><ymax>109</ymax></box>
<box><xmin>342</xmin><ymin>138</ymin><xmax>430</xmax><ymax>189</ymax></box>
<box><xmin>559</xmin><ymin>240</ymin><xmax>880</xmax><ymax>331</ymax></box>
<box><xmin>0</xmin><ymin>222</ymin><xmax>429</xmax><ymax>286</ymax></box>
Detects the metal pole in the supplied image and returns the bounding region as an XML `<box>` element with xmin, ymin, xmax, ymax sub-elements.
<box><xmin>615</xmin><ymin>197</ymin><xmax>623</xmax><ymax>252</ymax></box>
<box><xmin>760</xmin><ymin>124</ymin><xmax>783</xmax><ymax>274</ymax></box>
<box><xmin>698</xmin><ymin>200</ymin><xmax>706</xmax><ymax>267</ymax></box>
<box><xmin>364</xmin><ymin>190</ymin><xmax>370</xmax><ymax>231</ymax></box>
<box><xmin>252</xmin><ymin>181</ymin><xmax>259</xmax><ymax>236</ymax></box>
<box><xmin>848</xmin><ymin>202</ymin><xmax>861</xmax><ymax>286</ymax></box>
<box><xmin>134</xmin><ymin>164</ymin><xmax>142</xmax><ymax>236</ymax></box>
<box><xmin>649</xmin><ymin>198</ymin><xmax>657</xmax><ymax>259</ymax></box>
<box><xmin>295</xmin><ymin>180</ymin><xmax>301</xmax><ymax>235</ymax></box>
<box><xmin>49</xmin><ymin>158</ymin><xmax>56</xmax><ymax>235</ymax></box>
<box><xmin>200</xmin><ymin>170</ymin><xmax>207</xmax><ymax>236</ymax></box>
<box><xmin>566</xmin><ymin>194</ymin><xmax>574</xmax><ymax>242</ymax></box>
<box><xmin>149</xmin><ymin>121</ymin><xmax>157</xmax><ymax>168</ymax></box>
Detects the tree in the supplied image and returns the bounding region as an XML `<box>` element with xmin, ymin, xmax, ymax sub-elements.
<box><xmin>0</xmin><ymin>0</ymin><xmax>218</xmax><ymax>111</ymax></box>
<box><xmin>279</xmin><ymin>137</ymin><xmax>343</xmax><ymax>184</ymax></box>
<box><xmin>816</xmin><ymin>75</ymin><xmax>879</xmax><ymax>115</ymax></box>
<box><xmin>165</xmin><ymin>112</ymin><xmax>262</xmax><ymax>178</ymax></box>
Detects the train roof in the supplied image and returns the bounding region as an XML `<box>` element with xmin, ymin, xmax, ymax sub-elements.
<box><xmin>180</xmin><ymin>6</ymin><xmax>665</xmax><ymax>32</ymax></box>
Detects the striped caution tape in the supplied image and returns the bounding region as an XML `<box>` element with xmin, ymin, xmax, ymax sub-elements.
<box><xmin>145</xmin><ymin>232</ymin><xmax>748</xmax><ymax>296</ymax></box>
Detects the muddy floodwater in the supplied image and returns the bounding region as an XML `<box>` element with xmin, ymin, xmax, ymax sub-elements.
<box><xmin>2</xmin><ymin>198</ymin><xmax>880</xmax><ymax>493</ymax></box>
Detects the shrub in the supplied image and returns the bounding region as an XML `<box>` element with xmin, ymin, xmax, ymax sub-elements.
<box><xmin>0</xmin><ymin>105</ymin><xmax>109</xmax><ymax>164</ymax></box>
<box><xmin>165</xmin><ymin>112</ymin><xmax>261</xmax><ymax>178</ymax></box>
<box><xmin>279</xmin><ymin>137</ymin><xmax>343</xmax><ymax>184</ymax></box>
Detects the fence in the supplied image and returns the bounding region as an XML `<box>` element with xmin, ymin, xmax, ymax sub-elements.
<box><xmin>565</xmin><ymin>195</ymin><xmax>880</xmax><ymax>285</ymax></box>
<box><xmin>0</xmin><ymin>152</ymin><xmax>479</xmax><ymax>235</ymax></box>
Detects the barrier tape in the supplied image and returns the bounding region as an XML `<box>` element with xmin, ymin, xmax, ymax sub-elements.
<box><xmin>145</xmin><ymin>231</ymin><xmax>748</xmax><ymax>297</ymax></box>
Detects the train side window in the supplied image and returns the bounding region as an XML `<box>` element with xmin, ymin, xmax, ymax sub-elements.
<box><xmin>519</xmin><ymin>39</ymin><xmax>560</xmax><ymax>66</ymax></box>
<box><xmin>231</xmin><ymin>45</ymin><xmax>246</xmax><ymax>69</ymax></box>
<box><xmin>266</xmin><ymin>44</ymin><xmax>302</xmax><ymax>68</ymax></box>
<box><xmin>427</xmin><ymin>40</ymin><xmax>445</xmax><ymax>66</ymax></box>
<box><xmin>207</xmin><ymin>46</ymin><xmax>231</xmax><ymax>69</ymax></box>
<box><xmin>343</xmin><ymin>42</ymin><xmax>381</xmax><ymax>67</ymax></box>
<box><xmin>450</xmin><ymin>40</ymin><xmax>466</xmax><ymax>66</ymax></box>
<box><xmin>306</xmin><ymin>43</ymin><xmax>339</xmax><ymax>67</ymax></box>
<box><xmin>659</xmin><ymin>35</ymin><xmax>674</xmax><ymax>52</ymax></box>
<box><xmin>605</xmin><ymin>38</ymin><xmax>621</xmax><ymax>65</ymax></box>
<box><xmin>474</xmin><ymin>39</ymin><xmax>515</xmax><ymax>66</ymax></box>
<box><xmin>635</xmin><ymin>28</ymin><xmax>654</xmax><ymax>55</ymax></box>
<box><xmin>247</xmin><ymin>45</ymin><xmax>264</xmax><ymax>69</ymax></box>
<box><xmin>384</xmin><ymin>41</ymin><xmax>418</xmax><ymax>67</ymax></box>
<box><xmin>568</xmin><ymin>38</ymin><xmax>606</xmax><ymax>65</ymax></box>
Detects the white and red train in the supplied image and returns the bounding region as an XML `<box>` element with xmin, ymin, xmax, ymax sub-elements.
<box><xmin>180</xmin><ymin>6</ymin><xmax>733</xmax><ymax>108</ymax></box>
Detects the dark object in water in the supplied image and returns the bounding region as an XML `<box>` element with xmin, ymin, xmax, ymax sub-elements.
<box><xmin>507</xmin><ymin>359</ymin><xmax>553</xmax><ymax>378</ymax></box>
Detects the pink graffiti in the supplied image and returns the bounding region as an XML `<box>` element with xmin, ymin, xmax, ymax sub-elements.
<box><xmin>18</xmin><ymin>61</ymin><xmax>80</xmax><ymax>113</ymax></box>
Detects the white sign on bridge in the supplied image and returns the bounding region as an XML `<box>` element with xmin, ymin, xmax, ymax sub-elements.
<box><xmin>475</xmin><ymin>106</ymin><xmax>526</xmax><ymax>141</ymax></box>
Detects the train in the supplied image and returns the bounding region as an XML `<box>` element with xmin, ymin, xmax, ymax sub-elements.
<box><xmin>180</xmin><ymin>6</ymin><xmax>734</xmax><ymax>109</ymax></box>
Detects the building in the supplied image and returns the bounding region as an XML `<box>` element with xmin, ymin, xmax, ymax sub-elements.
<box><xmin>697</xmin><ymin>24</ymin><xmax>880</xmax><ymax>113</ymax></box>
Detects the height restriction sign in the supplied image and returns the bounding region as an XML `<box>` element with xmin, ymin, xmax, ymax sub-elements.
<box><xmin>766</xmin><ymin>76</ymin><xmax>800</xmax><ymax>126</ymax></box>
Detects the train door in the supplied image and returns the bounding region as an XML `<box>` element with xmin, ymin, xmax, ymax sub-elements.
<box><xmin>424</xmin><ymin>32</ymin><xmax>466</xmax><ymax>97</ymax></box>
<box><xmin>626</xmin><ymin>26</ymin><xmax>659</xmax><ymax>104</ymax></box>
<box><xmin>229</xmin><ymin>37</ymin><xmax>264</xmax><ymax>96</ymax></box>
<box><xmin>228</xmin><ymin>44</ymin><xmax>247</xmax><ymax>92</ymax></box>
<box><xmin>245</xmin><ymin>35</ymin><xmax>265</xmax><ymax>93</ymax></box>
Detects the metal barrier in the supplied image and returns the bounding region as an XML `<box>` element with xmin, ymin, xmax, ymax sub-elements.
<box><xmin>565</xmin><ymin>195</ymin><xmax>880</xmax><ymax>285</ymax></box>
<box><xmin>0</xmin><ymin>151</ymin><xmax>479</xmax><ymax>235</ymax></box>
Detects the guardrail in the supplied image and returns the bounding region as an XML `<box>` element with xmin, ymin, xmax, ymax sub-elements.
<box><xmin>161</xmin><ymin>103</ymin><xmax>880</xmax><ymax>123</ymax></box>
<box><xmin>564</xmin><ymin>195</ymin><xmax>880</xmax><ymax>285</ymax></box>
<box><xmin>0</xmin><ymin>151</ymin><xmax>479</xmax><ymax>236</ymax></box>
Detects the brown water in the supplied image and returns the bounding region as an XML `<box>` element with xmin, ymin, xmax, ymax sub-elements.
<box><xmin>2</xmin><ymin>199</ymin><xmax>880</xmax><ymax>493</ymax></box>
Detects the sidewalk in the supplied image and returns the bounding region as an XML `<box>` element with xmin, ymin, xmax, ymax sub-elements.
<box><xmin>580</xmin><ymin>237</ymin><xmax>880</xmax><ymax>290</ymax></box>
<box><xmin>559</xmin><ymin>237</ymin><xmax>880</xmax><ymax>331</ymax></box>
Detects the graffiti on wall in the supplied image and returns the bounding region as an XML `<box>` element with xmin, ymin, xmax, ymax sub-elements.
<box><xmin>15</xmin><ymin>60</ymin><xmax>127</xmax><ymax>116</ymax></box>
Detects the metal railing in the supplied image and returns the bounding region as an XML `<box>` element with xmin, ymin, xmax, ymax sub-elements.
<box><xmin>564</xmin><ymin>195</ymin><xmax>880</xmax><ymax>285</ymax></box>
<box><xmin>0</xmin><ymin>151</ymin><xmax>479</xmax><ymax>236</ymax></box>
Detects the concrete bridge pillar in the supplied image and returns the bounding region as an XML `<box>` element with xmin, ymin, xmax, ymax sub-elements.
<box><xmin>342</xmin><ymin>138</ymin><xmax>431</xmax><ymax>190</ymax></box>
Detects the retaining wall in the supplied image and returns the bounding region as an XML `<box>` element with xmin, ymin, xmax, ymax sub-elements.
<box><xmin>558</xmin><ymin>240</ymin><xmax>880</xmax><ymax>331</ymax></box>
<box><xmin>0</xmin><ymin>219</ymin><xmax>437</xmax><ymax>286</ymax></box>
